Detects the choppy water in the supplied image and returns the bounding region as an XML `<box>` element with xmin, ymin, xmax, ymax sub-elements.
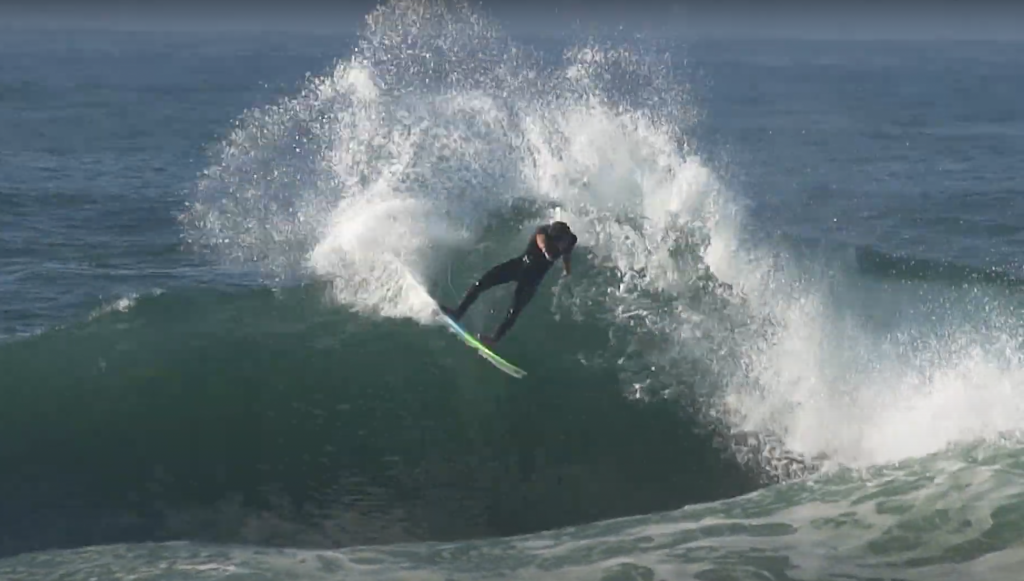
<box><xmin>3</xmin><ymin>1</ymin><xmax>1024</xmax><ymax>579</ymax></box>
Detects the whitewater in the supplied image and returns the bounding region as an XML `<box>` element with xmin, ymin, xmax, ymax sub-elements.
<box><xmin>3</xmin><ymin>0</ymin><xmax>1024</xmax><ymax>579</ymax></box>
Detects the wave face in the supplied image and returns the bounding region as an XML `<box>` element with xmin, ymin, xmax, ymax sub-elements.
<box><xmin>0</xmin><ymin>281</ymin><xmax>766</xmax><ymax>557</ymax></box>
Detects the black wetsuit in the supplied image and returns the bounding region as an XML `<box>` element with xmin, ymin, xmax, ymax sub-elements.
<box><xmin>447</xmin><ymin>222</ymin><xmax>578</xmax><ymax>343</ymax></box>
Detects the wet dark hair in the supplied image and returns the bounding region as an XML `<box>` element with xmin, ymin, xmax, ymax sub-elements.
<box><xmin>550</xmin><ymin>221</ymin><xmax>571</xmax><ymax>237</ymax></box>
<box><xmin>549</xmin><ymin>221</ymin><xmax>575</xmax><ymax>251</ymax></box>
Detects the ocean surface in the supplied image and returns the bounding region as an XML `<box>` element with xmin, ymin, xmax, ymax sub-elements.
<box><xmin>3</xmin><ymin>2</ymin><xmax>1024</xmax><ymax>579</ymax></box>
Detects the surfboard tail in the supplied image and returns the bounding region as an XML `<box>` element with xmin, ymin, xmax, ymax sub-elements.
<box><xmin>435</xmin><ymin>307</ymin><xmax>527</xmax><ymax>379</ymax></box>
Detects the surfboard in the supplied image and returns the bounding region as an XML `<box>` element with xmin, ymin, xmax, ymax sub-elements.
<box><xmin>434</xmin><ymin>306</ymin><xmax>527</xmax><ymax>379</ymax></box>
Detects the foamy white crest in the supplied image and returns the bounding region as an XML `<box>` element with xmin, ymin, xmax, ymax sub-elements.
<box><xmin>722</xmin><ymin>268</ymin><xmax>1024</xmax><ymax>470</ymax></box>
<box><xmin>309</xmin><ymin>194</ymin><xmax>463</xmax><ymax>323</ymax></box>
<box><xmin>521</xmin><ymin>98</ymin><xmax>730</xmax><ymax>296</ymax></box>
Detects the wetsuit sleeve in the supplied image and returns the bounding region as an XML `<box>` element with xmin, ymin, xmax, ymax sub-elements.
<box><xmin>561</xmin><ymin>232</ymin><xmax>578</xmax><ymax>255</ymax></box>
<box><xmin>535</xmin><ymin>225</ymin><xmax>552</xmax><ymax>253</ymax></box>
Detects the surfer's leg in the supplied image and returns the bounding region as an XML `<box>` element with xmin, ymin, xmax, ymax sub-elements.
<box><xmin>449</xmin><ymin>257</ymin><xmax>523</xmax><ymax>319</ymax></box>
<box><xmin>486</xmin><ymin>278</ymin><xmax>539</xmax><ymax>343</ymax></box>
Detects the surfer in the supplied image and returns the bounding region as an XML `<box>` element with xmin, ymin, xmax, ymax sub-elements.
<box><xmin>441</xmin><ymin>221</ymin><xmax>578</xmax><ymax>346</ymax></box>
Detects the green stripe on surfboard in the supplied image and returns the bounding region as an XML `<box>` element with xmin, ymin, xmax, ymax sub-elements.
<box><xmin>436</xmin><ymin>308</ymin><xmax>527</xmax><ymax>379</ymax></box>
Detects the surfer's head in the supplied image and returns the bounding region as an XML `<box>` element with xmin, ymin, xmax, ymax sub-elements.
<box><xmin>549</xmin><ymin>221</ymin><xmax>575</xmax><ymax>251</ymax></box>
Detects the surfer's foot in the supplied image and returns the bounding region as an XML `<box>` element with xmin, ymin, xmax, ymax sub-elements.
<box><xmin>478</xmin><ymin>334</ymin><xmax>498</xmax><ymax>347</ymax></box>
<box><xmin>440</xmin><ymin>305</ymin><xmax>460</xmax><ymax>320</ymax></box>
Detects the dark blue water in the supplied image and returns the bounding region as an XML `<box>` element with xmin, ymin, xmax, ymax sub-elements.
<box><xmin>0</xmin><ymin>29</ymin><xmax>354</xmax><ymax>338</ymax></box>
<box><xmin>684</xmin><ymin>41</ymin><xmax>1024</xmax><ymax>272</ymax></box>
